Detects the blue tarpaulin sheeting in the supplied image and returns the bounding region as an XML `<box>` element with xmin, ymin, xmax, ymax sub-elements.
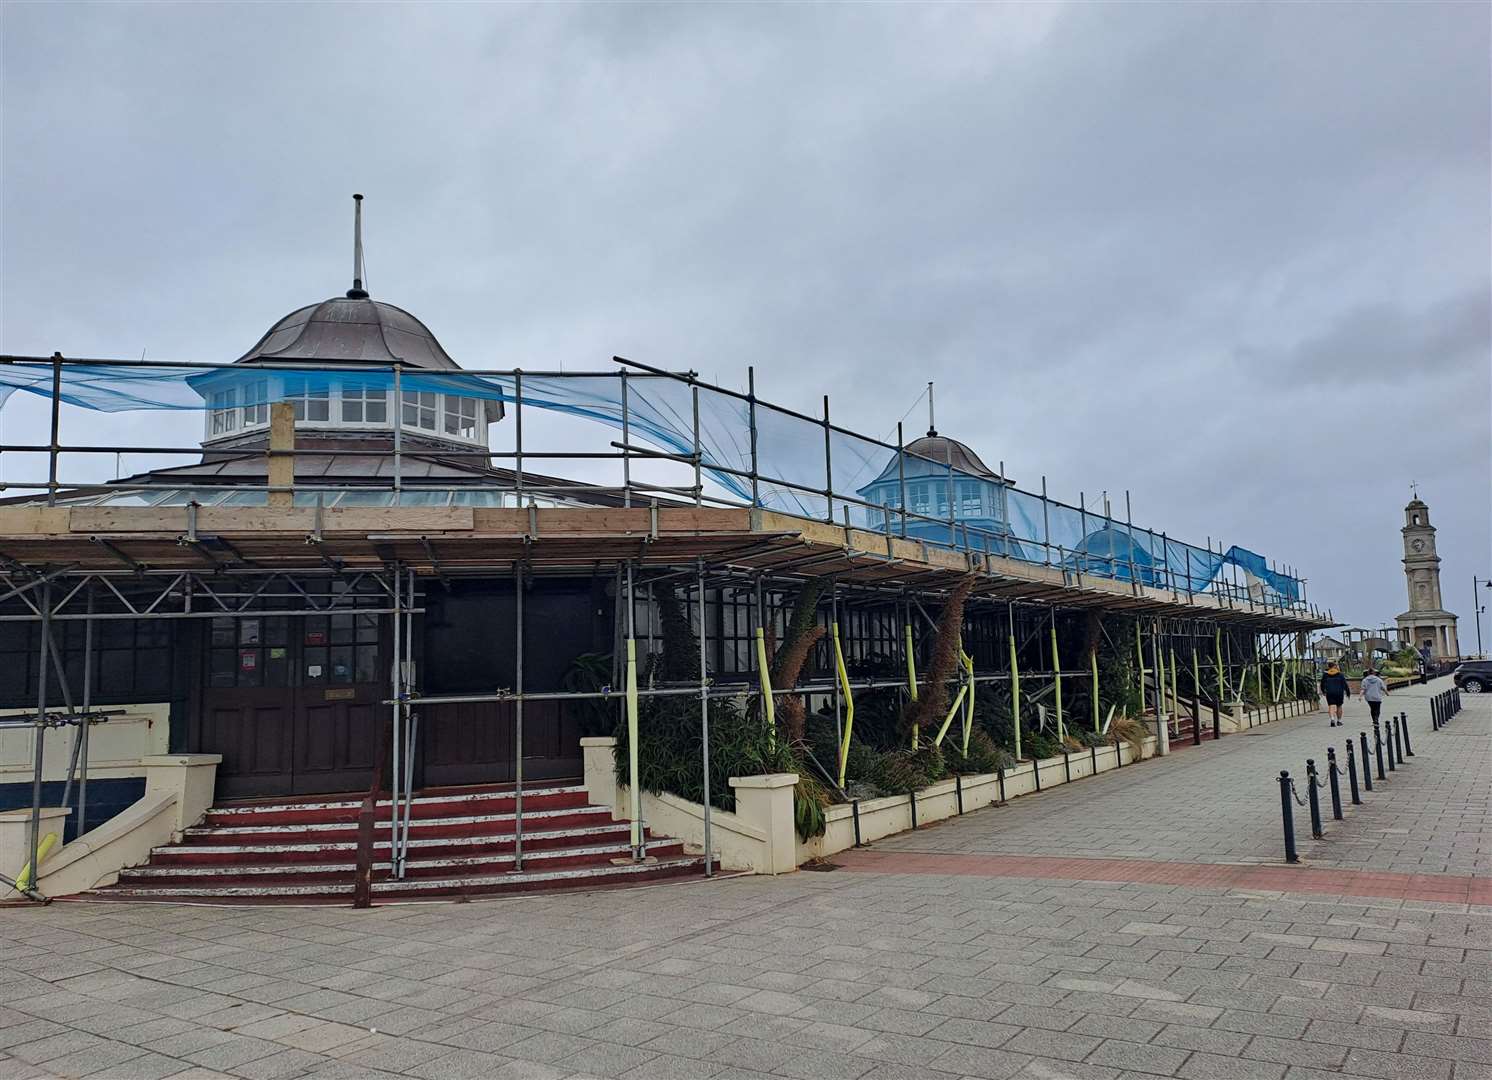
<box><xmin>0</xmin><ymin>361</ymin><xmax>1303</xmax><ymax>603</ymax></box>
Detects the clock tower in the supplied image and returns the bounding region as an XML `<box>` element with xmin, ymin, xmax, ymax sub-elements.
<box><xmin>1394</xmin><ymin>495</ymin><xmax>1460</xmax><ymax>660</ymax></box>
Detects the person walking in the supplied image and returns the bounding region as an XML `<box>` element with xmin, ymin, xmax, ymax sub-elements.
<box><xmin>1320</xmin><ymin>663</ymin><xmax>1349</xmax><ymax>726</ymax></box>
<box><xmin>1361</xmin><ymin>667</ymin><xmax>1389</xmax><ymax>723</ymax></box>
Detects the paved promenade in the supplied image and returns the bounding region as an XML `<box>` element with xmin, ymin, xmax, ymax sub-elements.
<box><xmin>1</xmin><ymin>681</ymin><xmax>1486</xmax><ymax>1080</ymax></box>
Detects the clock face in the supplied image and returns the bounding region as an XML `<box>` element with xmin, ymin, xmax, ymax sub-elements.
<box><xmin>1411</xmin><ymin>538</ymin><xmax>1426</xmax><ymax>553</ymax></box>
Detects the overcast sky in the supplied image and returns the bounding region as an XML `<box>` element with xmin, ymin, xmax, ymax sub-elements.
<box><xmin>3</xmin><ymin>2</ymin><xmax>1488</xmax><ymax>636</ymax></box>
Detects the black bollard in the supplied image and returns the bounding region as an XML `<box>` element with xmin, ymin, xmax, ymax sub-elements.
<box><xmin>1431</xmin><ymin>696</ymin><xmax>1439</xmax><ymax>730</ymax></box>
<box><xmin>1400</xmin><ymin>710</ymin><xmax>1414</xmax><ymax>757</ymax></box>
<box><xmin>1345</xmin><ymin>740</ymin><xmax>1362</xmax><ymax>804</ymax></box>
<box><xmin>1373</xmin><ymin>719</ymin><xmax>1387</xmax><ymax>779</ymax></box>
<box><xmin>1385</xmin><ymin>719</ymin><xmax>1396</xmax><ymax>772</ymax></box>
<box><xmin>1360</xmin><ymin>731</ymin><xmax>1374</xmax><ymax>791</ymax></box>
<box><xmin>1212</xmin><ymin>698</ymin><xmax>1220</xmax><ymax>741</ymax></box>
<box><xmin>1392</xmin><ymin>717</ymin><xmax>1404</xmax><ymax>765</ymax></box>
<box><xmin>1327</xmin><ymin>748</ymin><xmax>1343</xmax><ymax>821</ymax></box>
<box><xmin>1193</xmin><ymin>689</ymin><xmax>1202</xmax><ymax>746</ymax></box>
<box><xmin>1306</xmin><ymin>759</ymin><xmax>1324</xmax><ymax>839</ymax></box>
<box><xmin>1279</xmin><ymin>771</ymin><xmax>1299</xmax><ymax>863</ymax></box>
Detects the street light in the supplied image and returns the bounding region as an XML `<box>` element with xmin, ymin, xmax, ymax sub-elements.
<box><xmin>1475</xmin><ymin>576</ymin><xmax>1489</xmax><ymax>658</ymax></box>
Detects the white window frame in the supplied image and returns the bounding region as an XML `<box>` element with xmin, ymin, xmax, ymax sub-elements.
<box><xmin>208</xmin><ymin>388</ymin><xmax>238</xmax><ymax>436</ymax></box>
<box><xmin>282</xmin><ymin>377</ymin><xmax>330</xmax><ymax>423</ymax></box>
<box><xmin>341</xmin><ymin>386</ymin><xmax>389</xmax><ymax>426</ymax></box>
<box><xmin>443</xmin><ymin>396</ymin><xmax>479</xmax><ymax>440</ymax></box>
<box><xmin>402</xmin><ymin>390</ymin><xmax>438</xmax><ymax>432</ymax></box>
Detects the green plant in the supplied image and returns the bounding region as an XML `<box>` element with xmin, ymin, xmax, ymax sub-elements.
<box><xmin>560</xmin><ymin>652</ymin><xmax>614</xmax><ymax>737</ymax></box>
<box><xmin>949</xmin><ymin>727</ymin><xmax>1013</xmax><ymax>774</ymax></box>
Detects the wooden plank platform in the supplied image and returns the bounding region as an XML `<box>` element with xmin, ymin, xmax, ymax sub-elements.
<box><xmin>0</xmin><ymin>504</ymin><xmax>1329</xmax><ymax>630</ymax></box>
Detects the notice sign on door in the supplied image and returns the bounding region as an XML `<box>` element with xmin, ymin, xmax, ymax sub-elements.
<box><xmin>240</xmin><ymin>650</ymin><xmax>257</xmax><ymax>671</ymax></box>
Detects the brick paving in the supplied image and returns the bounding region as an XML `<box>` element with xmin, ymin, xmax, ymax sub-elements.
<box><xmin>867</xmin><ymin>680</ymin><xmax>1491</xmax><ymax>875</ymax></box>
<box><xmin>0</xmin><ymin>681</ymin><xmax>1485</xmax><ymax>1080</ymax></box>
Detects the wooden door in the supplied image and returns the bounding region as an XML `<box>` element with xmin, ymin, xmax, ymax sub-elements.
<box><xmin>201</xmin><ymin>615</ymin><xmax>298</xmax><ymax>798</ymax></box>
<box><xmin>201</xmin><ymin>610</ymin><xmax>386</xmax><ymax>797</ymax></box>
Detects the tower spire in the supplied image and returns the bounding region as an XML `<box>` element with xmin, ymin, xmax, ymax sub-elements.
<box><xmin>346</xmin><ymin>193</ymin><xmax>369</xmax><ymax>299</ymax></box>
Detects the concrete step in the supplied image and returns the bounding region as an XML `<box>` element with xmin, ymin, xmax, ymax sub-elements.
<box><xmin>181</xmin><ymin>804</ymin><xmax>616</xmax><ymax>845</ymax></box>
<box><xmin>119</xmin><ymin>839</ymin><xmax>686</xmax><ymax>886</ymax></box>
<box><xmin>93</xmin><ymin>854</ymin><xmax>712</xmax><ymax>902</ymax></box>
<box><xmin>202</xmin><ymin>784</ymin><xmax>589</xmax><ymax>827</ymax></box>
<box><xmin>151</xmin><ymin>822</ymin><xmax>639</xmax><ymax>866</ymax></box>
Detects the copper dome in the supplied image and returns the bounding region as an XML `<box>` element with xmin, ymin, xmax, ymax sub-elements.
<box><xmin>236</xmin><ymin>297</ymin><xmax>459</xmax><ymax>370</ymax></box>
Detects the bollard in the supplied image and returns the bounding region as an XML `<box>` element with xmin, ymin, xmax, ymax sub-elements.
<box><xmin>955</xmin><ymin>773</ymin><xmax>964</xmax><ymax>815</ymax></box>
<box><xmin>1345</xmin><ymin>740</ymin><xmax>1362</xmax><ymax>804</ymax></box>
<box><xmin>1326</xmin><ymin>748</ymin><xmax>1343</xmax><ymax>820</ymax></box>
<box><xmin>1279</xmin><ymin>771</ymin><xmax>1299</xmax><ymax>863</ymax></box>
<box><xmin>1391</xmin><ymin>717</ymin><xmax>1404</xmax><ymax>765</ymax></box>
<box><xmin>1384</xmin><ymin>719</ymin><xmax>1396</xmax><ymax>772</ymax></box>
<box><xmin>1063</xmin><ymin>749</ymin><xmax>1071</xmax><ymax>784</ymax></box>
<box><xmin>1400</xmin><ymin>710</ymin><xmax>1414</xmax><ymax>757</ymax></box>
<box><xmin>1360</xmin><ymin>731</ymin><xmax>1373</xmax><ymax>791</ymax></box>
<box><xmin>1306</xmin><ymin>759</ymin><xmax>1324</xmax><ymax>839</ymax></box>
<box><xmin>852</xmin><ymin>799</ymin><xmax>862</xmax><ymax>847</ymax></box>
<box><xmin>1212</xmin><ymin>698</ymin><xmax>1220</xmax><ymax>741</ymax></box>
<box><xmin>997</xmin><ymin>765</ymin><xmax>1006</xmax><ymax>804</ymax></box>
<box><xmin>1193</xmin><ymin>691</ymin><xmax>1202</xmax><ymax>746</ymax></box>
<box><xmin>1431</xmin><ymin>696</ymin><xmax>1440</xmax><ymax>730</ymax></box>
<box><xmin>1373</xmin><ymin>719</ymin><xmax>1387</xmax><ymax>779</ymax></box>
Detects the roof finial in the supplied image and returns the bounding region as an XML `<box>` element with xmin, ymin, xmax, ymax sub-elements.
<box><xmin>346</xmin><ymin>193</ymin><xmax>369</xmax><ymax>299</ymax></box>
<box><xmin>1410</xmin><ymin>480</ymin><xmax>1419</xmax><ymax>501</ymax></box>
<box><xmin>927</xmin><ymin>381</ymin><xmax>937</xmax><ymax>437</ymax></box>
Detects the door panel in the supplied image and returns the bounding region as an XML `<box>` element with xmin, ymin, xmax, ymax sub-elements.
<box><xmin>294</xmin><ymin>694</ymin><xmax>381</xmax><ymax>794</ymax></box>
<box><xmin>204</xmin><ymin>696</ymin><xmax>294</xmax><ymax>798</ymax></box>
<box><xmin>420</xmin><ymin>701</ymin><xmax>514</xmax><ymax>787</ymax></box>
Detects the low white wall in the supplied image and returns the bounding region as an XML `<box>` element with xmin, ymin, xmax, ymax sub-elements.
<box><xmin>583</xmin><ymin>734</ymin><xmax>1169</xmax><ymax>876</ymax></box>
<box><xmin>1</xmin><ymin>754</ymin><xmax>220</xmax><ymax>900</ymax></box>
<box><xmin>0</xmin><ymin>703</ymin><xmax>170</xmax><ymax>782</ymax></box>
<box><xmin>1219</xmin><ymin>697</ymin><xmax>1315</xmax><ymax>733</ymax></box>
<box><xmin>798</xmin><ymin>736</ymin><xmax>1155</xmax><ymax>863</ymax></box>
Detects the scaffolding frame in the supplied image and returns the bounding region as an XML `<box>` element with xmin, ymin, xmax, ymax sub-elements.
<box><xmin>0</xmin><ymin>352</ymin><xmax>1328</xmax><ymax>623</ymax></box>
<box><xmin>0</xmin><ymin>353</ymin><xmax>1333</xmax><ymax>903</ymax></box>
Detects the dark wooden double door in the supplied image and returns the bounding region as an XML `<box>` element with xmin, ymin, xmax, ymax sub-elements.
<box><xmin>200</xmin><ymin>612</ymin><xmax>387</xmax><ymax>798</ymax></box>
<box><xmin>198</xmin><ymin>587</ymin><xmax>590</xmax><ymax>798</ymax></box>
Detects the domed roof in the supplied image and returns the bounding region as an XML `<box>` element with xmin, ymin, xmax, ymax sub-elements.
<box><xmin>902</xmin><ymin>432</ymin><xmax>998</xmax><ymax>479</ymax></box>
<box><xmin>236</xmin><ymin>296</ymin><xmax>459</xmax><ymax>370</ymax></box>
<box><xmin>861</xmin><ymin>430</ymin><xmax>1006</xmax><ymax>490</ymax></box>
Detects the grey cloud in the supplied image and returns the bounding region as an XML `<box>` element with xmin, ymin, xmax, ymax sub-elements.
<box><xmin>1</xmin><ymin>1</ymin><xmax>1488</xmax><ymax>628</ymax></box>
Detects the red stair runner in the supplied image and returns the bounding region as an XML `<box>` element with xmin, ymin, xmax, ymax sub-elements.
<box><xmin>89</xmin><ymin>783</ymin><xmax>708</xmax><ymax>903</ymax></box>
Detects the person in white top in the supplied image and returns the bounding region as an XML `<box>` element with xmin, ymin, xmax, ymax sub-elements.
<box><xmin>1360</xmin><ymin>669</ymin><xmax>1389</xmax><ymax>723</ymax></box>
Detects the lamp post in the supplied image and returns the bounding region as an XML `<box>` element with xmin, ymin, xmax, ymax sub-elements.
<box><xmin>1474</xmin><ymin>576</ymin><xmax>1489</xmax><ymax>658</ymax></box>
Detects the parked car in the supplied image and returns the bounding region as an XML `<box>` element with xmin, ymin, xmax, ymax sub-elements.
<box><xmin>1453</xmin><ymin>659</ymin><xmax>1491</xmax><ymax>693</ymax></box>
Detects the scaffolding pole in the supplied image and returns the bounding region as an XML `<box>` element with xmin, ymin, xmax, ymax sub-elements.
<box><xmin>696</xmin><ymin>558</ymin><xmax>713</xmax><ymax>877</ymax></box>
<box><xmin>514</xmin><ymin>559</ymin><xmax>526</xmax><ymax>872</ymax></box>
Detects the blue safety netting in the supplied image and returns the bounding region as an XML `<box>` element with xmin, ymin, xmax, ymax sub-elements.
<box><xmin>0</xmin><ymin>360</ymin><xmax>1303</xmax><ymax>604</ymax></box>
